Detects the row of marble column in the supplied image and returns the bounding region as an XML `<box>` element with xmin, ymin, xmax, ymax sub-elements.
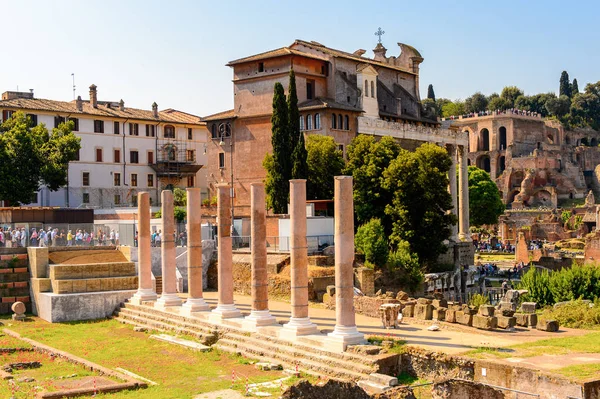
<box><xmin>446</xmin><ymin>144</ymin><xmax>470</xmax><ymax>241</ymax></box>
<box><xmin>131</xmin><ymin>177</ymin><xmax>364</xmax><ymax>351</ymax></box>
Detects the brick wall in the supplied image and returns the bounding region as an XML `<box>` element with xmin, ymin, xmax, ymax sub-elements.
<box><xmin>0</xmin><ymin>249</ymin><xmax>30</xmax><ymax>314</ymax></box>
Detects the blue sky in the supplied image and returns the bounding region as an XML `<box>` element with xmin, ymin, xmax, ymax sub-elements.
<box><xmin>3</xmin><ymin>0</ymin><xmax>599</xmax><ymax>116</ymax></box>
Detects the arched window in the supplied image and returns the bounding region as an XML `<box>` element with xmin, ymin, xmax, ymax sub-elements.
<box><xmin>306</xmin><ymin>114</ymin><xmax>313</xmax><ymax>130</ymax></box>
<box><xmin>371</xmin><ymin>81</ymin><xmax>375</xmax><ymax>98</ymax></box>
<box><xmin>315</xmin><ymin>113</ymin><xmax>321</xmax><ymax>129</ymax></box>
<box><xmin>299</xmin><ymin>116</ymin><xmax>304</xmax><ymax>131</ymax></box>
<box><xmin>164</xmin><ymin>125</ymin><xmax>175</xmax><ymax>138</ymax></box>
<box><xmin>344</xmin><ymin>115</ymin><xmax>349</xmax><ymax>130</ymax></box>
<box><xmin>364</xmin><ymin>80</ymin><xmax>369</xmax><ymax>97</ymax></box>
<box><xmin>338</xmin><ymin>114</ymin><xmax>343</xmax><ymax>130</ymax></box>
<box><xmin>332</xmin><ymin>113</ymin><xmax>337</xmax><ymax>129</ymax></box>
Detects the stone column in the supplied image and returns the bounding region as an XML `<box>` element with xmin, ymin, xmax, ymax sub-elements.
<box><xmin>243</xmin><ymin>183</ymin><xmax>277</xmax><ymax>330</ymax></box>
<box><xmin>156</xmin><ymin>190</ymin><xmax>182</xmax><ymax>309</ymax></box>
<box><xmin>131</xmin><ymin>192</ymin><xmax>157</xmax><ymax>305</ymax></box>
<box><xmin>490</xmin><ymin>156</ymin><xmax>498</xmax><ymax>180</ymax></box>
<box><xmin>280</xmin><ymin>179</ymin><xmax>319</xmax><ymax>337</ymax></box>
<box><xmin>182</xmin><ymin>188</ymin><xmax>210</xmax><ymax>314</ymax></box>
<box><xmin>447</xmin><ymin>144</ymin><xmax>458</xmax><ymax>241</ymax></box>
<box><xmin>209</xmin><ymin>184</ymin><xmax>241</xmax><ymax>322</ymax></box>
<box><xmin>326</xmin><ymin>176</ymin><xmax>364</xmax><ymax>352</ymax></box>
<box><xmin>458</xmin><ymin>145</ymin><xmax>471</xmax><ymax>241</ymax></box>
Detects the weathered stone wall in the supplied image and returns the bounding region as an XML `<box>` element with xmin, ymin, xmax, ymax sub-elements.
<box><xmin>432</xmin><ymin>380</ymin><xmax>504</xmax><ymax>399</ymax></box>
<box><xmin>399</xmin><ymin>347</ymin><xmax>474</xmax><ymax>381</ymax></box>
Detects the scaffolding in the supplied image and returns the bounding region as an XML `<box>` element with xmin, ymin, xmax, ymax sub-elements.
<box><xmin>151</xmin><ymin>139</ymin><xmax>202</xmax><ymax>183</ymax></box>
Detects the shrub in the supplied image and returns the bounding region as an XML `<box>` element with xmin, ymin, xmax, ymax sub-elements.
<box><xmin>540</xmin><ymin>299</ymin><xmax>600</xmax><ymax>329</ymax></box>
<box><xmin>519</xmin><ymin>267</ymin><xmax>553</xmax><ymax>306</ymax></box>
<box><xmin>469</xmin><ymin>293</ymin><xmax>489</xmax><ymax>308</ymax></box>
<box><xmin>355</xmin><ymin>218</ymin><xmax>389</xmax><ymax>267</ymax></box>
<box><xmin>387</xmin><ymin>240</ymin><xmax>423</xmax><ymax>292</ymax></box>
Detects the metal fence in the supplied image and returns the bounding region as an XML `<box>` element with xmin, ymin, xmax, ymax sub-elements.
<box><xmin>232</xmin><ymin>235</ymin><xmax>334</xmax><ymax>254</ymax></box>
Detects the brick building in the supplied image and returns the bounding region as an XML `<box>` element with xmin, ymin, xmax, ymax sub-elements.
<box><xmin>202</xmin><ymin>39</ymin><xmax>439</xmax><ymax>213</ymax></box>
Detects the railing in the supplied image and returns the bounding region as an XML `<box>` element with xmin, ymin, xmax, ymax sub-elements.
<box><xmin>232</xmin><ymin>235</ymin><xmax>334</xmax><ymax>254</ymax></box>
<box><xmin>357</xmin><ymin>117</ymin><xmax>469</xmax><ymax>146</ymax></box>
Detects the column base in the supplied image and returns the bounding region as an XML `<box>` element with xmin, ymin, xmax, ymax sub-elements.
<box><xmin>242</xmin><ymin>310</ymin><xmax>278</xmax><ymax>331</ymax></box>
<box><xmin>130</xmin><ymin>289</ymin><xmax>157</xmax><ymax>305</ymax></box>
<box><xmin>325</xmin><ymin>325</ymin><xmax>365</xmax><ymax>352</ymax></box>
<box><xmin>155</xmin><ymin>293</ymin><xmax>182</xmax><ymax>310</ymax></box>
<box><xmin>209</xmin><ymin>303</ymin><xmax>242</xmax><ymax>323</ymax></box>
<box><xmin>181</xmin><ymin>298</ymin><xmax>211</xmax><ymax>314</ymax></box>
<box><xmin>279</xmin><ymin>317</ymin><xmax>319</xmax><ymax>338</ymax></box>
<box><xmin>458</xmin><ymin>233</ymin><xmax>472</xmax><ymax>242</ymax></box>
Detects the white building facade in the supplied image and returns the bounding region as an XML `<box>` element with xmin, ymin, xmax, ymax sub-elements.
<box><xmin>0</xmin><ymin>86</ymin><xmax>209</xmax><ymax>208</ymax></box>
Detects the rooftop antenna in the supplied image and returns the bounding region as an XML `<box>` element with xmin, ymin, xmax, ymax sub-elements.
<box><xmin>71</xmin><ymin>73</ymin><xmax>76</xmax><ymax>100</ymax></box>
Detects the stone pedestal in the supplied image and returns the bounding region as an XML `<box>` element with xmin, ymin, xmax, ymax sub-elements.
<box><xmin>131</xmin><ymin>192</ymin><xmax>158</xmax><ymax>305</ymax></box>
<box><xmin>156</xmin><ymin>190</ymin><xmax>182</xmax><ymax>310</ymax></box>
<box><xmin>243</xmin><ymin>183</ymin><xmax>276</xmax><ymax>330</ymax></box>
<box><xmin>280</xmin><ymin>180</ymin><xmax>319</xmax><ymax>338</ymax></box>
<box><xmin>326</xmin><ymin>176</ymin><xmax>364</xmax><ymax>352</ymax></box>
<box><xmin>182</xmin><ymin>188</ymin><xmax>210</xmax><ymax>314</ymax></box>
<box><xmin>210</xmin><ymin>184</ymin><xmax>242</xmax><ymax>322</ymax></box>
<box><xmin>379</xmin><ymin>304</ymin><xmax>401</xmax><ymax>329</ymax></box>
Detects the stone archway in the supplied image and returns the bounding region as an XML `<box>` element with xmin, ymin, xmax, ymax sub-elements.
<box><xmin>499</xmin><ymin>126</ymin><xmax>507</xmax><ymax>150</ymax></box>
<box><xmin>477</xmin><ymin>154</ymin><xmax>491</xmax><ymax>173</ymax></box>
<box><xmin>479</xmin><ymin>128</ymin><xmax>490</xmax><ymax>151</ymax></box>
<box><xmin>530</xmin><ymin>190</ymin><xmax>552</xmax><ymax>207</ymax></box>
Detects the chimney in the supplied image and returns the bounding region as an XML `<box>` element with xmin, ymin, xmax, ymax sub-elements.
<box><xmin>119</xmin><ymin>99</ymin><xmax>125</xmax><ymax>111</ymax></box>
<box><xmin>89</xmin><ymin>84</ymin><xmax>97</xmax><ymax>108</ymax></box>
<box><xmin>372</xmin><ymin>43</ymin><xmax>387</xmax><ymax>62</ymax></box>
<box><xmin>76</xmin><ymin>96</ymin><xmax>83</xmax><ymax>111</ymax></box>
<box><xmin>152</xmin><ymin>102</ymin><xmax>158</xmax><ymax>118</ymax></box>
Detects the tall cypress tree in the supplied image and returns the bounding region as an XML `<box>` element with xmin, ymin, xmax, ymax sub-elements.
<box><xmin>572</xmin><ymin>79</ymin><xmax>580</xmax><ymax>95</ymax></box>
<box><xmin>264</xmin><ymin>82</ymin><xmax>290</xmax><ymax>214</ymax></box>
<box><xmin>559</xmin><ymin>71</ymin><xmax>571</xmax><ymax>98</ymax></box>
<box><xmin>288</xmin><ymin>69</ymin><xmax>308</xmax><ymax>180</ymax></box>
<box><xmin>427</xmin><ymin>84</ymin><xmax>436</xmax><ymax>101</ymax></box>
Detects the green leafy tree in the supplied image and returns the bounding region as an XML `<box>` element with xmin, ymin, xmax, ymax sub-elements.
<box><xmin>383</xmin><ymin>143</ymin><xmax>455</xmax><ymax>266</ymax></box>
<box><xmin>468</xmin><ymin>166</ymin><xmax>504</xmax><ymax>227</ymax></box>
<box><xmin>572</xmin><ymin>79</ymin><xmax>579</xmax><ymax>95</ymax></box>
<box><xmin>464</xmin><ymin>92</ymin><xmax>488</xmax><ymax>113</ymax></box>
<box><xmin>441</xmin><ymin>100</ymin><xmax>465</xmax><ymax>117</ymax></box>
<box><xmin>515</xmin><ymin>92</ymin><xmax>557</xmax><ymax>116</ymax></box>
<box><xmin>345</xmin><ymin>135</ymin><xmax>400</xmax><ymax>232</ymax></box>
<box><xmin>174</xmin><ymin>207</ymin><xmax>187</xmax><ymax>222</ymax></box>
<box><xmin>288</xmin><ymin>69</ymin><xmax>308</xmax><ymax>180</ymax></box>
<box><xmin>355</xmin><ymin>218</ymin><xmax>389</xmax><ymax>267</ymax></box>
<box><xmin>546</xmin><ymin>95</ymin><xmax>571</xmax><ymax>117</ymax></box>
<box><xmin>570</xmin><ymin>82</ymin><xmax>600</xmax><ymax>130</ymax></box>
<box><xmin>173</xmin><ymin>188</ymin><xmax>187</xmax><ymax>206</ymax></box>
<box><xmin>387</xmin><ymin>240</ymin><xmax>423</xmax><ymax>292</ymax></box>
<box><xmin>264</xmin><ymin>83</ymin><xmax>290</xmax><ymax>213</ymax></box>
<box><xmin>560</xmin><ymin>71</ymin><xmax>571</xmax><ymax>98</ymax></box>
<box><xmin>435</xmin><ymin>98</ymin><xmax>451</xmax><ymax>117</ymax></box>
<box><xmin>0</xmin><ymin>111</ymin><xmax>81</xmax><ymax>205</ymax></box>
<box><xmin>500</xmin><ymin>86</ymin><xmax>524</xmax><ymax>107</ymax></box>
<box><xmin>487</xmin><ymin>96</ymin><xmax>512</xmax><ymax>111</ymax></box>
<box><xmin>306</xmin><ymin>135</ymin><xmax>344</xmax><ymax>200</ymax></box>
<box><xmin>519</xmin><ymin>267</ymin><xmax>553</xmax><ymax>306</ymax></box>
<box><xmin>427</xmin><ymin>84</ymin><xmax>435</xmax><ymax>101</ymax></box>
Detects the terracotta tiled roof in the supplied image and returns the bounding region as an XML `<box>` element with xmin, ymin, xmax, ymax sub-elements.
<box><xmin>298</xmin><ymin>98</ymin><xmax>362</xmax><ymax>113</ymax></box>
<box><xmin>227</xmin><ymin>47</ymin><xmax>328</xmax><ymax>66</ymax></box>
<box><xmin>200</xmin><ymin>109</ymin><xmax>236</xmax><ymax>122</ymax></box>
<box><xmin>0</xmin><ymin>97</ymin><xmax>204</xmax><ymax>125</ymax></box>
<box><xmin>292</xmin><ymin>40</ymin><xmax>416</xmax><ymax>75</ymax></box>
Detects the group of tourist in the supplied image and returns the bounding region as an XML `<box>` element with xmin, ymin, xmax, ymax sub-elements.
<box><xmin>146</xmin><ymin>229</ymin><xmax>187</xmax><ymax>248</ymax></box>
<box><xmin>474</xmin><ymin>240</ymin><xmax>515</xmax><ymax>253</ymax></box>
<box><xmin>0</xmin><ymin>226</ymin><xmax>120</xmax><ymax>247</ymax></box>
<box><xmin>445</xmin><ymin>108</ymin><xmax>542</xmax><ymax>120</ymax></box>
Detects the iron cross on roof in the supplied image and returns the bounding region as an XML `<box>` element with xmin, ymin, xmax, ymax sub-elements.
<box><xmin>374</xmin><ymin>27</ymin><xmax>385</xmax><ymax>43</ymax></box>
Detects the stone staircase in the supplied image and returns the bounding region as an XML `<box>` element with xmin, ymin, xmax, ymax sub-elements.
<box><xmin>113</xmin><ymin>302</ymin><xmax>383</xmax><ymax>381</ymax></box>
<box><xmin>49</xmin><ymin>262</ymin><xmax>138</xmax><ymax>294</ymax></box>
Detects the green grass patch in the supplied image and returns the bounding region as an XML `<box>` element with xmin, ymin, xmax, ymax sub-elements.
<box><xmin>556</xmin><ymin>363</ymin><xmax>600</xmax><ymax>380</ymax></box>
<box><xmin>2</xmin><ymin>317</ymin><xmax>285</xmax><ymax>398</ymax></box>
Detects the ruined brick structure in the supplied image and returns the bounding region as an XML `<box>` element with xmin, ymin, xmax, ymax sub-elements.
<box><xmin>450</xmin><ymin>114</ymin><xmax>600</xmax><ymax>209</ymax></box>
